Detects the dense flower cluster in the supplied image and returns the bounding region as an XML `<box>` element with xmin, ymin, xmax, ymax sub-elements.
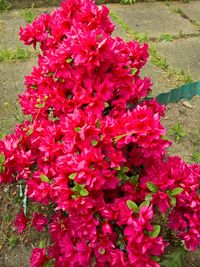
<box><xmin>0</xmin><ymin>0</ymin><xmax>199</xmax><ymax>266</ymax></box>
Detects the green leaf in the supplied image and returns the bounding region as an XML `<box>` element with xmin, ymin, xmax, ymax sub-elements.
<box><xmin>104</xmin><ymin>102</ymin><xmax>109</xmax><ymax>108</ymax></box>
<box><xmin>151</xmin><ymin>256</ymin><xmax>160</xmax><ymax>262</ymax></box>
<box><xmin>97</xmin><ymin>34</ymin><xmax>103</xmax><ymax>40</ymax></box>
<box><xmin>40</xmin><ymin>174</ymin><xmax>50</xmax><ymax>183</ymax></box>
<box><xmin>0</xmin><ymin>153</ymin><xmax>5</xmax><ymax>173</ymax></box>
<box><xmin>170</xmin><ymin>187</ymin><xmax>184</xmax><ymax>196</ymax></box>
<box><xmin>139</xmin><ymin>200</ymin><xmax>150</xmax><ymax>208</ymax></box>
<box><xmin>146</xmin><ymin>182</ymin><xmax>158</xmax><ymax>193</ymax></box>
<box><xmin>130</xmin><ymin>175</ymin><xmax>139</xmax><ymax>185</ymax></box>
<box><xmin>161</xmin><ymin>247</ymin><xmax>186</xmax><ymax>267</ymax></box>
<box><xmin>0</xmin><ymin>153</ymin><xmax>5</xmax><ymax>164</ymax></box>
<box><xmin>38</xmin><ymin>240</ymin><xmax>46</xmax><ymax>248</ymax></box>
<box><xmin>114</xmin><ymin>166</ymin><xmax>121</xmax><ymax>171</ymax></box>
<box><xmin>148</xmin><ymin>225</ymin><xmax>161</xmax><ymax>237</ymax></box>
<box><xmin>96</xmin><ymin>119</ymin><xmax>101</xmax><ymax>128</ymax></box>
<box><xmin>35</xmin><ymin>102</ymin><xmax>45</xmax><ymax>109</ymax></box>
<box><xmin>170</xmin><ymin>196</ymin><xmax>177</xmax><ymax>206</ymax></box>
<box><xmin>73</xmin><ymin>181</ymin><xmax>82</xmax><ymax>192</ymax></box>
<box><xmin>69</xmin><ymin>173</ymin><xmax>77</xmax><ymax>180</ymax></box>
<box><xmin>145</xmin><ymin>193</ymin><xmax>153</xmax><ymax>202</ymax></box>
<box><xmin>45</xmin><ymin>71</ymin><xmax>54</xmax><ymax>77</ymax></box>
<box><xmin>75</xmin><ymin>127</ymin><xmax>81</xmax><ymax>133</ymax></box>
<box><xmin>113</xmin><ymin>134</ymin><xmax>127</xmax><ymax>143</ymax></box>
<box><xmin>66</xmin><ymin>57</ymin><xmax>73</xmax><ymax>63</ymax></box>
<box><xmin>99</xmin><ymin>248</ymin><xmax>105</xmax><ymax>255</ymax></box>
<box><xmin>27</xmin><ymin>128</ymin><xmax>33</xmax><ymax>136</ymax></box>
<box><xmin>130</xmin><ymin>68</ymin><xmax>137</xmax><ymax>75</ymax></box>
<box><xmin>168</xmin><ymin>123</ymin><xmax>186</xmax><ymax>142</ymax></box>
<box><xmin>91</xmin><ymin>139</ymin><xmax>98</xmax><ymax>146</ymax></box>
<box><xmin>44</xmin><ymin>261</ymin><xmax>54</xmax><ymax>267</ymax></box>
<box><xmin>121</xmin><ymin>166</ymin><xmax>129</xmax><ymax>173</ymax></box>
<box><xmin>80</xmin><ymin>188</ymin><xmax>89</xmax><ymax>197</ymax></box>
<box><xmin>126</xmin><ymin>200</ymin><xmax>139</xmax><ymax>213</ymax></box>
<box><xmin>30</xmin><ymin>85</ymin><xmax>37</xmax><ymax>90</ymax></box>
<box><xmin>99</xmin><ymin>134</ymin><xmax>103</xmax><ymax>141</ymax></box>
<box><xmin>0</xmin><ymin>132</ymin><xmax>5</xmax><ymax>139</ymax></box>
<box><xmin>161</xmin><ymin>135</ymin><xmax>168</xmax><ymax>140</ymax></box>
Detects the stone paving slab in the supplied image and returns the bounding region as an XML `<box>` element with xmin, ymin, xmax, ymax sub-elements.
<box><xmin>156</xmin><ymin>36</ymin><xmax>200</xmax><ymax>81</ymax></box>
<box><xmin>107</xmin><ymin>2</ymin><xmax>198</xmax><ymax>39</ymax></box>
<box><xmin>169</xmin><ymin>1</ymin><xmax>200</xmax><ymax>25</ymax></box>
<box><xmin>0</xmin><ymin>10</ymin><xmax>25</xmax><ymax>49</ymax></box>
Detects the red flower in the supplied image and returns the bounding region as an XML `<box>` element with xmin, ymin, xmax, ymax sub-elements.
<box><xmin>30</xmin><ymin>248</ymin><xmax>48</xmax><ymax>267</ymax></box>
<box><xmin>14</xmin><ymin>209</ymin><xmax>30</xmax><ymax>233</ymax></box>
<box><xmin>32</xmin><ymin>212</ymin><xmax>48</xmax><ymax>232</ymax></box>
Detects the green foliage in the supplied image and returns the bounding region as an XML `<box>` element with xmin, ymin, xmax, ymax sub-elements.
<box><xmin>191</xmin><ymin>152</ymin><xmax>200</xmax><ymax>164</ymax></box>
<box><xmin>0</xmin><ymin>46</ymin><xmax>31</xmax><ymax>62</ymax></box>
<box><xmin>8</xmin><ymin>235</ymin><xmax>18</xmax><ymax>247</ymax></box>
<box><xmin>91</xmin><ymin>139</ymin><xmax>98</xmax><ymax>146</ymax></box>
<box><xmin>161</xmin><ymin>247</ymin><xmax>186</xmax><ymax>267</ymax></box>
<box><xmin>146</xmin><ymin>182</ymin><xmax>158</xmax><ymax>193</ymax></box>
<box><xmin>39</xmin><ymin>239</ymin><xmax>46</xmax><ymax>248</ymax></box>
<box><xmin>139</xmin><ymin>200</ymin><xmax>150</xmax><ymax>208</ymax></box>
<box><xmin>72</xmin><ymin>182</ymin><xmax>89</xmax><ymax>198</ymax></box>
<box><xmin>0</xmin><ymin>0</ymin><xmax>10</xmax><ymax>12</ymax></box>
<box><xmin>170</xmin><ymin>187</ymin><xmax>184</xmax><ymax>196</ymax></box>
<box><xmin>171</xmin><ymin>8</ymin><xmax>184</xmax><ymax>16</ymax></box>
<box><xmin>148</xmin><ymin>225</ymin><xmax>161</xmax><ymax>238</ymax></box>
<box><xmin>0</xmin><ymin>152</ymin><xmax>5</xmax><ymax>173</ymax></box>
<box><xmin>167</xmin><ymin>69</ymin><xmax>193</xmax><ymax>84</ymax></box>
<box><xmin>44</xmin><ymin>261</ymin><xmax>54</xmax><ymax>267</ymax></box>
<box><xmin>0</xmin><ymin>132</ymin><xmax>5</xmax><ymax>139</ymax></box>
<box><xmin>149</xmin><ymin>46</ymin><xmax>168</xmax><ymax>70</ymax></box>
<box><xmin>69</xmin><ymin>173</ymin><xmax>77</xmax><ymax>180</ymax></box>
<box><xmin>21</xmin><ymin>8</ymin><xmax>37</xmax><ymax>23</ymax></box>
<box><xmin>126</xmin><ymin>200</ymin><xmax>139</xmax><ymax>213</ymax></box>
<box><xmin>40</xmin><ymin>174</ymin><xmax>50</xmax><ymax>183</ymax></box>
<box><xmin>158</xmin><ymin>33</ymin><xmax>173</xmax><ymax>42</ymax></box>
<box><xmin>2</xmin><ymin>211</ymin><xmax>12</xmax><ymax>222</ymax></box>
<box><xmin>132</xmin><ymin>31</ymin><xmax>149</xmax><ymax>43</ymax></box>
<box><xmin>120</xmin><ymin>0</ymin><xmax>136</xmax><ymax>4</ymax></box>
<box><xmin>168</xmin><ymin>123</ymin><xmax>187</xmax><ymax>142</ymax></box>
<box><xmin>166</xmin><ymin>187</ymin><xmax>184</xmax><ymax>206</ymax></box>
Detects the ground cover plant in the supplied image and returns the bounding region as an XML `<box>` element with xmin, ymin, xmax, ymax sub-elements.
<box><xmin>0</xmin><ymin>46</ymin><xmax>31</xmax><ymax>62</ymax></box>
<box><xmin>0</xmin><ymin>0</ymin><xmax>199</xmax><ymax>266</ymax></box>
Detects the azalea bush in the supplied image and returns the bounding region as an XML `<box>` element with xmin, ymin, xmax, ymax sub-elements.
<box><xmin>0</xmin><ymin>0</ymin><xmax>199</xmax><ymax>266</ymax></box>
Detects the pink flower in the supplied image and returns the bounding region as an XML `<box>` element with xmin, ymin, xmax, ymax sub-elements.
<box><xmin>32</xmin><ymin>212</ymin><xmax>48</xmax><ymax>232</ymax></box>
<box><xmin>152</xmin><ymin>191</ymin><xmax>171</xmax><ymax>213</ymax></box>
<box><xmin>14</xmin><ymin>209</ymin><xmax>30</xmax><ymax>233</ymax></box>
<box><xmin>30</xmin><ymin>248</ymin><xmax>48</xmax><ymax>267</ymax></box>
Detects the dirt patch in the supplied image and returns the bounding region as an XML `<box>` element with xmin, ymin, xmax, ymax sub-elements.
<box><xmin>162</xmin><ymin>96</ymin><xmax>200</xmax><ymax>163</ymax></box>
<box><xmin>0</xmin><ymin>184</ymin><xmax>50</xmax><ymax>267</ymax></box>
<box><xmin>0</xmin><ymin>185</ymin><xmax>34</xmax><ymax>267</ymax></box>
